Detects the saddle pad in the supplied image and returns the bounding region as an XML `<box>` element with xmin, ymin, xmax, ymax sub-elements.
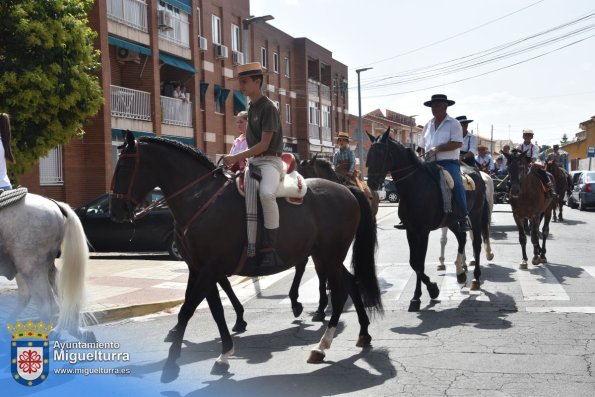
<box><xmin>0</xmin><ymin>187</ymin><xmax>28</xmax><ymax>210</ymax></box>
<box><xmin>440</xmin><ymin>170</ymin><xmax>475</xmax><ymax>191</ymax></box>
<box><xmin>235</xmin><ymin>168</ymin><xmax>308</xmax><ymax>205</ymax></box>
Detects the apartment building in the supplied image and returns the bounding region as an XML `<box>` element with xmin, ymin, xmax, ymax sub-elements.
<box><xmin>18</xmin><ymin>0</ymin><xmax>349</xmax><ymax>207</ymax></box>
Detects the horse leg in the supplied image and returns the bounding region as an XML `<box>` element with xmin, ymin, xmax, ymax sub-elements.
<box><xmin>24</xmin><ymin>266</ymin><xmax>59</xmax><ymax>325</ymax></box>
<box><xmin>437</xmin><ymin>227</ymin><xmax>448</xmax><ymax>271</ymax></box>
<box><xmin>514</xmin><ymin>215</ymin><xmax>529</xmax><ymax>269</ymax></box>
<box><xmin>452</xmin><ymin>228</ymin><xmax>467</xmax><ymax>284</ymax></box>
<box><xmin>540</xmin><ymin>210</ymin><xmax>552</xmax><ymax>263</ymax></box>
<box><xmin>288</xmin><ymin>260</ymin><xmax>306</xmax><ymax>318</ymax></box>
<box><xmin>205</xmin><ymin>287</ymin><xmax>234</xmax><ymax>371</ymax></box>
<box><xmin>342</xmin><ymin>268</ymin><xmax>371</xmax><ymax>348</ymax></box>
<box><xmin>482</xmin><ymin>212</ymin><xmax>494</xmax><ymax>262</ymax></box>
<box><xmin>218</xmin><ymin>277</ymin><xmax>246</xmax><ymax>333</ymax></box>
<box><xmin>558</xmin><ymin>200</ymin><xmax>564</xmax><ymax>222</ymax></box>
<box><xmin>470</xmin><ymin>217</ymin><xmax>483</xmax><ymax>291</ymax></box>
<box><xmin>529</xmin><ymin>217</ymin><xmax>542</xmax><ymax>266</ymax></box>
<box><xmin>11</xmin><ymin>273</ymin><xmax>32</xmax><ymax>319</ymax></box>
<box><xmin>407</xmin><ymin>229</ymin><xmax>429</xmax><ymax>312</ymax></box>
<box><xmin>312</xmin><ymin>269</ymin><xmax>328</xmax><ymax>322</ymax></box>
<box><xmin>308</xmin><ymin>267</ymin><xmax>348</xmax><ymax>364</ymax></box>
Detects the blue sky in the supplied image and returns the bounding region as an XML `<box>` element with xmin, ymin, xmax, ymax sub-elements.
<box><xmin>251</xmin><ymin>0</ymin><xmax>595</xmax><ymax>146</ymax></box>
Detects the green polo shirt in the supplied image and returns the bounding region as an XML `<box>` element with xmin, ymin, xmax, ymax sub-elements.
<box><xmin>246</xmin><ymin>96</ymin><xmax>283</xmax><ymax>153</ymax></box>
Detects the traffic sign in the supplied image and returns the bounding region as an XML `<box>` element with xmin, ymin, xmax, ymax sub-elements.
<box><xmin>588</xmin><ymin>146</ymin><xmax>595</xmax><ymax>158</ymax></box>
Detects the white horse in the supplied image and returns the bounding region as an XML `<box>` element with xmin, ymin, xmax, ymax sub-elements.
<box><xmin>0</xmin><ymin>193</ymin><xmax>94</xmax><ymax>341</ymax></box>
<box><xmin>438</xmin><ymin>171</ymin><xmax>495</xmax><ymax>271</ymax></box>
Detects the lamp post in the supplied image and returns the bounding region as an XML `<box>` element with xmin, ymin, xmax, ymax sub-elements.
<box><xmin>408</xmin><ymin>114</ymin><xmax>418</xmax><ymax>149</ymax></box>
<box><xmin>242</xmin><ymin>15</ymin><xmax>274</xmax><ymax>63</ymax></box>
<box><xmin>356</xmin><ymin>67</ymin><xmax>372</xmax><ymax>180</ymax></box>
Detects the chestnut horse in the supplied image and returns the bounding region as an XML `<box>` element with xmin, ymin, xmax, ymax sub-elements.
<box><xmin>110</xmin><ymin>132</ymin><xmax>382</xmax><ymax>369</ymax></box>
<box><xmin>504</xmin><ymin>150</ymin><xmax>554</xmax><ymax>269</ymax></box>
<box><xmin>545</xmin><ymin>160</ymin><xmax>568</xmax><ymax>222</ymax></box>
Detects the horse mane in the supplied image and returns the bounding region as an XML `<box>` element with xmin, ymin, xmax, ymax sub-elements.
<box><xmin>138</xmin><ymin>136</ymin><xmax>216</xmax><ymax>171</ymax></box>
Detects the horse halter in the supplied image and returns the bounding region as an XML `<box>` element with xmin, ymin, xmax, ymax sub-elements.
<box><xmin>367</xmin><ymin>140</ymin><xmax>418</xmax><ymax>184</ymax></box>
<box><xmin>111</xmin><ymin>151</ymin><xmax>141</xmax><ymax>206</ymax></box>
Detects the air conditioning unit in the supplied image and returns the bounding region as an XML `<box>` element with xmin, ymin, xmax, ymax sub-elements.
<box><xmin>198</xmin><ymin>36</ymin><xmax>208</xmax><ymax>51</ymax></box>
<box><xmin>116</xmin><ymin>48</ymin><xmax>140</xmax><ymax>63</ymax></box>
<box><xmin>232</xmin><ymin>50</ymin><xmax>244</xmax><ymax>65</ymax></box>
<box><xmin>157</xmin><ymin>10</ymin><xmax>173</xmax><ymax>31</ymax></box>
<box><xmin>215</xmin><ymin>44</ymin><xmax>228</xmax><ymax>59</ymax></box>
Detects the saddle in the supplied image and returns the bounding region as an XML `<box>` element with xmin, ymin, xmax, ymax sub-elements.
<box><xmin>235</xmin><ymin>153</ymin><xmax>308</xmax><ymax>204</ymax></box>
<box><xmin>440</xmin><ymin>168</ymin><xmax>476</xmax><ymax>191</ymax></box>
<box><xmin>0</xmin><ymin>187</ymin><xmax>28</xmax><ymax>210</ymax></box>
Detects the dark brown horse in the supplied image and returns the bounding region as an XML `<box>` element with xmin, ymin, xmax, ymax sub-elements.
<box><xmin>504</xmin><ymin>150</ymin><xmax>554</xmax><ymax>269</ymax></box>
<box><xmin>545</xmin><ymin>160</ymin><xmax>568</xmax><ymax>222</ymax></box>
<box><xmin>366</xmin><ymin>128</ymin><xmax>488</xmax><ymax>311</ymax></box>
<box><xmin>110</xmin><ymin>132</ymin><xmax>382</xmax><ymax>370</ymax></box>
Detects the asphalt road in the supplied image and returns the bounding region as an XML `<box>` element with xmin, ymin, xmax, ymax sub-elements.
<box><xmin>3</xmin><ymin>201</ymin><xmax>595</xmax><ymax>396</ymax></box>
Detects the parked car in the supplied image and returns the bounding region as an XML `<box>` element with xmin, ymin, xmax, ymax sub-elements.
<box><xmin>383</xmin><ymin>179</ymin><xmax>399</xmax><ymax>203</ymax></box>
<box><xmin>569</xmin><ymin>171</ymin><xmax>595</xmax><ymax>211</ymax></box>
<box><xmin>75</xmin><ymin>189</ymin><xmax>183</xmax><ymax>260</ymax></box>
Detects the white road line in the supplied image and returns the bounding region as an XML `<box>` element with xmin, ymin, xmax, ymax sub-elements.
<box><xmin>376</xmin><ymin>265</ymin><xmax>413</xmax><ymax>302</ymax></box>
<box><xmin>279</xmin><ymin>273</ymin><xmax>322</xmax><ymax>305</ymax></box>
<box><xmin>439</xmin><ymin>272</ymin><xmax>488</xmax><ymax>301</ymax></box>
<box><xmin>526</xmin><ymin>307</ymin><xmax>595</xmax><ymax>314</ymax></box>
<box><xmin>516</xmin><ymin>266</ymin><xmax>570</xmax><ymax>301</ymax></box>
<box><xmin>580</xmin><ymin>266</ymin><xmax>595</xmax><ymax>279</ymax></box>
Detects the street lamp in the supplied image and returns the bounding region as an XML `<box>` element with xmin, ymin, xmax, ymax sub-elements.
<box><xmin>356</xmin><ymin>67</ymin><xmax>372</xmax><ymax>180</ymax></box>
<box><xmin>242</xmin><ymin>15</ymin><xmax>274</xmax><ymax>64</ymax></box>
<box><xmin>408</xmin><ymin>114</ymin><xmax>418</xmax><ymax>149</ymax></box>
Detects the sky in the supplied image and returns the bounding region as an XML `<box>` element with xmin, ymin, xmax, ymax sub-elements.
<box><xmin>250</xmin><ymin>0</ymin><xmax>595</xmax><ymax>146</ymax></box>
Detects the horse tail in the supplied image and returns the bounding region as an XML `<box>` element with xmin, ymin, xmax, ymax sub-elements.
<box><xmin>54</xmin><ymin>201</ymin><xmax>90</xmax><ymax>333</ymax></box>
<box><xmin>348</xmin><ymin>187</ymin><xmax>383</xmax><ymax>314</ymax></box>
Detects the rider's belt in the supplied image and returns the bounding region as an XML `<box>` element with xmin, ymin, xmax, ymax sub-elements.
<box><xmin>255</xmin><ymin>151</ymin><xmax>282</xmax><ymax>157</ymax></box>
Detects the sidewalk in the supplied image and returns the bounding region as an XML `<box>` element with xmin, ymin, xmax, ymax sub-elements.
<box><xmin>0</xmin><ymin>253</ymin><xmax>248</xmax><ymax>324</ymax></box>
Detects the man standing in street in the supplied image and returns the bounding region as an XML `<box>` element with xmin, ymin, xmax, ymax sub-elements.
<box><xmin>456</xmin><ymin>115</ymin><xmax>477</xmax><ymax>167</ymax></box>
<box><xmin>419</xmin><ymin>94</ymin><xmax>471</xmax><ymax>232</ymax></box>
<box><xmin>223</xmin><ymin>62</ymin><xmax>285</xmax><ymax>270</ymax></box>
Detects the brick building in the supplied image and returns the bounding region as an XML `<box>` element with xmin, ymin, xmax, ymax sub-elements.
<box><xmin>18</xmin><ymin>0</ymin><xmax>348</xmax><ymax>207</ymax></box>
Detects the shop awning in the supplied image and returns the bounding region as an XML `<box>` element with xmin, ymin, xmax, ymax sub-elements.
<box><xmin>233</xmin><ymin>89</ymin><xmax>247</xmax><ymax>113</ymax></box>
<box><xmin>108</xmin><ymin>35</ymin><xmax>151</xmax><ymax>56</ymax></box>
<box><xmin>159</xmin><ymin>52</ymin><xmax>196</xmax><ymax>73</ymax></box>
<box><xmin>162</xmin><ymin>0</ymin><xmax>192</xmax><ymax>14</ymax></box>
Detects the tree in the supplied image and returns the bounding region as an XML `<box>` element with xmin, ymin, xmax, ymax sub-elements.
<box><xmin>561</xmin><ymin>134</ymin><xmax>569</xmax><ymax>144</ymax></box>
<box><xmin>0</xmin><ymin>0</ymin><xmax>102</xmax><ymax>181</ymax></box>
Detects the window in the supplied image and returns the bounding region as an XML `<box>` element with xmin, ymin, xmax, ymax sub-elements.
<box><xmin>231</xmin><ymin>24</ymin><xmax>240</xmax><ymax>52</ymax></box>
<box><xmin>212</xmin><ymin>15</ymin><xmax>221</xmax><ymax>44</ymax></box>
<box><xmin>285</xmin><ymin>104</ymin><xmax>292</xmax><ymax>124</ymax></box>
<box><xmin>260</xmin><ymin>47</ymin><xmax>267</xmax><ymax>69</ymax></box>
<box><xmin>322</xmin><ymin>105</ymin><xmax>330</xmax><ymax>128</ymax></box>
<box><xmin>284</xmin><ymin>57</ymin><xmax>290</xmax><ymax>77</ymax></box>
<box><xmin>308</xmin><ymin>101</ymin><xmax>319</xmax><ymax>125</ymax></box>
<box><xmin>197</xmin><ymin>8</ymin><xmax>201</xmax><ymax>36</ymax></box>
<box><xmin>273</xmin><ymin>53</ymin><xmax>279</xmax><ymax>73</ymax></box>
<box><xmin>39</xmin><ymin>146</ymin><xmax>63</xmax><ymax>186</ymax></box>
<box><xmin>214</xmin><ymin>85</ymin><xmax>230</xmax><ymax>114</ymax></box>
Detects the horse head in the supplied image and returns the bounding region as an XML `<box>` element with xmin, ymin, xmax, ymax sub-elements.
<box><xmin>505</xmin><ymin>149</ymin><xmax>531</xmax><ymax>198</ymax></box>
<box><xmin>365</xmin><ymin>127</ymin><xmax>417</xmax><ymax>191</ymax></box>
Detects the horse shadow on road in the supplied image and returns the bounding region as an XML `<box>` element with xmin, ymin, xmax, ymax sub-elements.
<box><xmin>159</xmin><ymin>349</ymin><xmax>395</xmax><ymax>397</ymax></box>
<box><xmin>543</xmin><ymin>262</ymin><xmax>585</xmax><ymax>284</ymax></box>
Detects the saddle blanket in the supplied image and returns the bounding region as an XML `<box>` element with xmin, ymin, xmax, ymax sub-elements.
<box><xmin>440</xmin><ymin>169</ymin><xmax>475</xmax><ymax>191</ymax></box>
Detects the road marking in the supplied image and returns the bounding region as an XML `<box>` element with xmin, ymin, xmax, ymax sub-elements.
<box><xmin>516</xmin><ymin>266</ymin><xmax>570</xmax><ymax>301</ymax></box>
<box><xmin>279</xmin><ymin>274</ymin><xmax>321</xmax><ymax>305</ymax></box>
<box><xmin>580</xmin><ymin>266</ymin><xmax>595</xmax><ymax>279</ymax></box>
<box><xmin>526</xmin><ymin>307</ymin><xmax>595</xmax><ymax>314</ymax></box>
<box><xmin>377</xmin><ymin>265</ymin><xmax>412</xmax><ymax>302</ymax></box>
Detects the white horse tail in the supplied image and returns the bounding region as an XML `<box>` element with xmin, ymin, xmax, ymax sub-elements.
<box><xmin>54</xmin><ymin>201</ymin><xmax>90</xmax><ymax>334</ymax></box>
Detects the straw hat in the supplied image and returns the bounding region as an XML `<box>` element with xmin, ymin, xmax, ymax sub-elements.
<box><xmin>335</xmin><ymin>131</ymin><xmax>350</xmax><ymax>141</ymax></box>
<box><xmin>229</xmin><ymin>62</ymin><xmax>266</xmax><ymax>80</ymax></box>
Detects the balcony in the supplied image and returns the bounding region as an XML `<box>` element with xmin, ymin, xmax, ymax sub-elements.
<box><xmin>158</xmin><ymin>12</ymin><xmax>190</xmax><ymax>48</ymax></box>
<box><xmin>107</xmin><ymin>0</ymin><xmax>148</xmax><ymax>32</ymax></box>
<box><xmin>320</xmin><ymin>84</ymin><xmax>331</xmax><ymax>101</ymax></box>
<box><xmin>160</xmin><ymin>96</ymin><xmax>192</xmax><ymax>127</ymax></box>
<box><xmin>110</xmin><ymin>85</ymin><xmax>151</xmax><ymax>121</ymax></box>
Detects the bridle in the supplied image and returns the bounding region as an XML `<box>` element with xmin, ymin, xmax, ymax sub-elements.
<box><xmin>367</xmin><ymin>140</ymin><xmax>419</xmax><ymax>184</ymax></box>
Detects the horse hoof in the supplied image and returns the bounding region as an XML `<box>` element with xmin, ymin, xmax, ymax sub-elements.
<box><xmin>532</xmin><ymin>256</ymin><xmax>541</xmax><ymax>266</ymax></box>
<box><xmin>356</xmin><ymin>334</ymin><xmax>372</xmax><ymax>348</ymax></box>
<box><xmin>312</xmin><ymin>310</ymin><xmax>326</xmax><ymax>322</ymax></box>
<box><xmin>486</xmin><ymin>252</ymin><xmax>494</xmax><ymax>261</ymax></box>
<box><xmin>164</xmin><ymin>328</ymin><xmax>181</xmax><ymax>343</ymax></box>
<box><xmin>232</xmin><ymin>320</ymin><xmax>247</xmax><ymax>333</ymax></box>
<box><xmin>211</xmin><ymin>360</ymin><xmax>230</xmax><ymax>375</ymax></box>
<box><xmin>540</xmin><ymin>257</ymin><xmax>548</xmax><ymax>264</ymax></box>
<box><xmin>307</xmin><ymin>349</ymin><xmax>325</xmax><ymax>364</ymax></box>
<box><xmin>519</xmin><ymin>262</ymin><xmax>528</xmax><ymax>270</ymax></box>
<box><xmin>470</xmin><ymin>280</ymin><xmax>480</xmax><ymax>291</ymax></box>
<box><xmin>469</xmin><ymin>260</ymin><xmax>476</xmax><ymax>267</ymax></box>
<box><xmin>436</xmin><ymin>264</ymin><xmax>446</xmax><ymax>271</ymax></box>
<box><xmin>456</xmin><ymin>272</ymin><xmax>467</xmax><ymax>284</ymax></box>
<box><xmin>408</xmin><ymin>300</ymin><xmax>421</xmax><ymax>312</ymax></box>
<box><xmin>292</xmin><ymin>303</ymin><xmax>304</xmax><ymax>318</ymax></box>
<box><xmin>428</xmin><ymin>282</ymin><xmax>440</xmax><ymax>300</ymax></box>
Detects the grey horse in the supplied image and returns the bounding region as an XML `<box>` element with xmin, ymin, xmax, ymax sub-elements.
<box><xmin>0</xmin><ymin>193</ymin><xmax>94</xmax><ymax>341</ymax></box>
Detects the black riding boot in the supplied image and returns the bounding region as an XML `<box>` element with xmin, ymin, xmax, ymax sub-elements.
<box><xmin>258</xmin><ymin>228</ymin><xmax>285</xmax><ymax>268</ymax></box>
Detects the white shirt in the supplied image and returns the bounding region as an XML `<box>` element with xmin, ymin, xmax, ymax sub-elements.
<box><xmin>517</xmin><ymin>142</ymin><xmax>540</xmax><ymax>160</ymax></box>
<box><xmin>421</xmin><ymin>114</ymin><xmax>463</xmax><ymax>161</ymax></box>
<box><xmin>0</xmin><ymin>143</ymin><xmax>11</xmax><ymax>187</ymax></box>
<box><xmin>461</xmin><ymin>133</ymin><xmax>478</xmax><ymax>156</ymax></box>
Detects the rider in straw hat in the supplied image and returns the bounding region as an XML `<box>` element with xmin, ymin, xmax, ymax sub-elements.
<box><xmin>517</xmin><ymin>129</ymin><xmax>556</xmax><ymax>198</ymax></box>
<box><xmin>223</xmin><ymin>62</ymin><xmax>285</xmax><ymax>269</ymax></box>
<box><xmin>332</xmin><ymin>131</ymin><xmax>356</xmax><ymax>178</ymax></box>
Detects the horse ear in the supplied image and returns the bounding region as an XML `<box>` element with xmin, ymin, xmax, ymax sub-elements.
<box><xmin>380</xmin><ymin>127</ymin><xmax>391</xmax><ymax>142</ymax></box>
<box><xmin>366</xmin><ymin>130</ymin><xmax>375</xmax><ymax>142</ymax></box>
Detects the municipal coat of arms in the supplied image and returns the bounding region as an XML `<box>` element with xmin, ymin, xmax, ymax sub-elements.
<box><xmin>8</xmin><ymin>320</ymin><xmax>52</xmax><ymax>387</ymax></box>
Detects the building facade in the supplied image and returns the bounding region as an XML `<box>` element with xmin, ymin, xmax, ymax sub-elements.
<box><xmin>18</xmin><ymin>0</ymin><xmax>349</xmax><ymax>207</ymax></box>
<box><xmin>562</xmin><ymin>116</ymin><xmax>595</xmax><ymax>170</ymax></box>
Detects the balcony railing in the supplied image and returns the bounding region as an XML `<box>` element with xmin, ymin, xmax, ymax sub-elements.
<box><xmin>107</xmin><ymin>0</ymin><xmax>148</xmax><ymax>32</ymax></box>
<box><xmin>160</xmin><ymin>96</ymin><xmax>192</xmax><ymax>127</ymax></box>
<box><xmin>110</xmin><ymin>85</ymin><xmax>151</xmax><ymax>121</ymax></box>
<box><xmin>320</xmin><ymin>84</ymin><xmax>331</xmax><ymax>101</ymax></box>
<box><xmin>158</xmin><ymin>14</ymin><xmax>190</xmax><ymax>48</ymax></box>
<box><xmin>307</xmin><ymin>80</ymin><xmax>319</xmax><ymax>95</ymax></box>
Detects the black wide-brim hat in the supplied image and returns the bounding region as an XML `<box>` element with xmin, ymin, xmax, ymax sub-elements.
<box><xmin>456</xmin><ymin>115</ymin><xmax>473</xmax><ymax>124</ymax></box>
<box><xmin>424</xmin><ymin>94</ymin><xmax>455</xmax><ymax>107</ymax></box>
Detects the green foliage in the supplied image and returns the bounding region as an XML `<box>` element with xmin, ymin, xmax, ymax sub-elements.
<box><xmin>0</xmin><ymin>0</ymin><xmax>103</xmax><ymax>181</ymax></box>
